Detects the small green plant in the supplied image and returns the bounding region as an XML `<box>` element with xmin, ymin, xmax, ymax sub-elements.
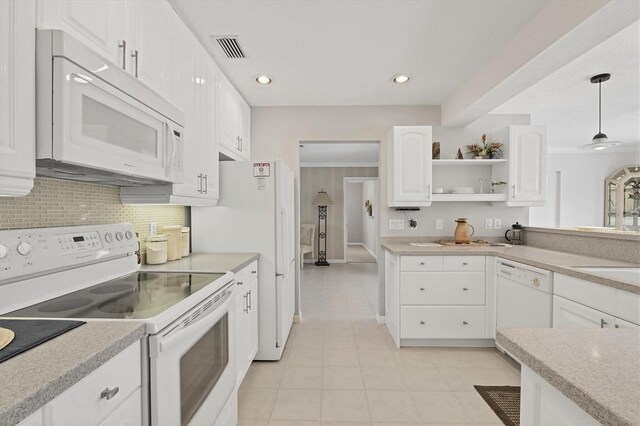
<box><xmin>479</xmin><ymin>179</ymin><xmax>507</xmax><ymax>194</ymax></box>
<box><xmin>466</xmin><ymin>134</ymin><xmax>504</xmax><ymax>159</ymax></box>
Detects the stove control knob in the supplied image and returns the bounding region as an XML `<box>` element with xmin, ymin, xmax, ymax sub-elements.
<box><xmin>104</xmin><ymin>233</ymin><xmax>114</xmax><ymax>243</ymax></box>
<box><xmin>115</xmin><ymin>232</ymin><xmax>124</xmax><ymax>241</ymax></box>
<box><xmin>0</xmin><ymin>244</ymin><xmax>8</xmax><ymax>259</ymax></box>
<box><xmin>532</xmin><ymin>278</ymin><xmax>540</xmax><ymax>288</ymax></box>
<box><xmin>125</xmin><ymin>231</ymin><xmax>134</xmax><ymax>240</ymax></box>
<box><xmin>17</xmin><ymin>241</ymin><xmax>32</xmax><ymax>256</ymax></box>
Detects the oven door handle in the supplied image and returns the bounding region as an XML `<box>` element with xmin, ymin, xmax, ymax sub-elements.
<box><xmin>152</xmin><ymin>290</ymin><xmax>234</xmax><ymax>356</ymax></box>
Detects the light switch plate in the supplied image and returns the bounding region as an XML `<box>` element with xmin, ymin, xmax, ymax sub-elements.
<box><xmin>494</xmin><ymin>219</ymin><xmax>502</xmax><ymax>229</ymax></box>
<box><xmin>435</xmin><ymin>218</ymin><xmax>444</xmax><ymax>230</ymax></box>
<box><xmin>149</xmin><ymin>222</ymin><xmax>158</xmax><ymax>236</ymax></box>
<box><xmin>389</xmin><ymin>219</ymin><xmax>404</xmax><ymax>230</ymax></box>
<box><xmin>485</xmin><ymin>219</ymin><xmax>493</xmax><ymax>229</ymax></box>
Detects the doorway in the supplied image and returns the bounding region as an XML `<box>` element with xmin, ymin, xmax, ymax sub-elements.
<box><xmin>344</xmin><ymin>177</ymin><xmax>378</xmax><ymax>263</ymax></box>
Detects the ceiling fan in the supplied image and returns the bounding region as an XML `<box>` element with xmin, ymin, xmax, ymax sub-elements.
<box><xmin>579</xmin><ymin>73</ymin><xmax>622</xmax><ymax>150</ymax></box>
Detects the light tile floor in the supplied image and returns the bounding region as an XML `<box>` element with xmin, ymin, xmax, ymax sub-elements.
<box><xmin>238</xmin><ymin>263</ymin><xmax>520</xmax><ymax>425</ymax></box>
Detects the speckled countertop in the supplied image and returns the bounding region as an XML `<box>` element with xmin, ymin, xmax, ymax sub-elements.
<box><xmin>141</xmin><ymin>252</ymin><xmax>259</xmax><ymax>273</ymax></box>
<box><xmin>0</xmin><ymin>321</ymin><xmax>145</xmax><ymax>426</ymax></box>
<box><xmin>496</xmin><ymin>328</ymin><xmax>640</xmax><ymax>426</ymax></box>
<box><xmin>381</xmin><ymin>240</ymin><xmax>640</xmax><ymax>294</ymax></box>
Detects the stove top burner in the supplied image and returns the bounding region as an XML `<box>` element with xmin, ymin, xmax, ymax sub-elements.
<box><xmin>5</xmin><ymin>272</ymin><xmax>226</xmax><ymax>320</ymax></box>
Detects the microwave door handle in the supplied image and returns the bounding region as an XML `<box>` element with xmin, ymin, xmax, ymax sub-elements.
<box><xmin>164</xmin><ymin>120</ymin><xmax>176</xmax><ymax>178</ymax></box>
<box><xmin>157</xmin><ymin>292</ymin><xmax>233</xmax><ymax>354</ymax></box>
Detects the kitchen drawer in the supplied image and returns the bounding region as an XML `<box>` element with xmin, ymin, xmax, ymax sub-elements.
<box><xmin>616</xmin><ymin>290</ymin><xmax>640</xmax><ymax>325</ymax></box>
<box><xmin>443</xmin><ymin>256</ymin><xmax>485</xmax><ymax>271</ymax></box>
<box><xmin>554</xmin><ymin>274</ymin><xmax>616</xmax><ymax>315</ymax></box>
<box><xmin>400</xmin><ymin>306</ymin><xmax>486</xmax><ymax>339</ymax></box>
<box><xmin>400</xmin><ymin>272</ymin><xmax>485</xmax><ymax>305</ymax></box>
<box><xmin>235</xmin><ymin>260</ymin><xmax>258</xmax><ymax>286</ymax></box>
<box><xmin>46</xmin><ymin>341</ymin><xmax>141</xmax><ymax>425</ymax></box>
<box><xmin>401</xmin><ymin>256</ymin><xmax>443</xmax><ymax>272</ymax></box>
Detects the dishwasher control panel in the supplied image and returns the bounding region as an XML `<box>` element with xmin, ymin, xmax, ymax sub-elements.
<box><xmin>496</xmin><ymin>259</ymin><xmax>552</xmax><ymax>292</ymax></box>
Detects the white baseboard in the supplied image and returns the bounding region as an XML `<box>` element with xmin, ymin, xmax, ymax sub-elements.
<box><xmin>362</xmin><ymin>243</ymin><xmax>377</xmax><ymax>259</ymax></box>
<box><xmin>376</xmin><ymin>314</ymin><xmax>385</xmax><ymax>324</ymax></box>
<box><xmin>293</xmin><ymin>314</ymin><xmax>301</xmax><ymax>323</ymax></box>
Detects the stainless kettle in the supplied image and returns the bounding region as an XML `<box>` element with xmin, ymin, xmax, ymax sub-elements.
<box><xmin>505</xmin><ymin>222</ymin><xmax>523</xmax><ymax>245</ymax></box>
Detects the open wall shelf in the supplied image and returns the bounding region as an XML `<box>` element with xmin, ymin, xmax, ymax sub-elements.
<box><xmin>432</xmin><ymin>159</ymin><xmax>507</xmax><ymax>166</ymax></box>
<box><xmin>431</xmin><ymin>193</ymin><xmax>507</xmax><ymax>202</ymax></box>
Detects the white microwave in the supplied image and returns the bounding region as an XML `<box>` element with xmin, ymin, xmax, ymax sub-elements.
<box><xmin>36</xmin><ymin>30</ymin><xmax>186</xmax><ymax>186</ymax></box>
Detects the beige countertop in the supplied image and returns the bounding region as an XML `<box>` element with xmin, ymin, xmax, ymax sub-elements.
<box><xmin>496</xmin><ymin>328</ymin><xmax>639</xmax><ymax>426</ymax></box>
<box><xmin>141</xmin><ymin>252</ymin><xmax>259</xmax><ymax>273</ymax></box>
<box><xmin>381</xmin><ymin>240</ymin><xmax>640</xmax><ymax>294</ymax></box>
<box><xmin>0</xmin><ymin>321</ymin><xmax>145</xmax><ymax>426</ymax></box>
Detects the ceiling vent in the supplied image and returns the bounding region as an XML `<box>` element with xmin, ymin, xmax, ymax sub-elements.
<box><xmin>213</xmin><ymin>36</ymin><xmax>246</xmax><ymax>59</ymax></box>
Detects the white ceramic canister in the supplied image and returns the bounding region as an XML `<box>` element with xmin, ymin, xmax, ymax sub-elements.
<box><xmin>181</xmin><ymin>227</ymin><xmax>190</xmax><ymax>257</ymax></box>
<box><xmin>160</xmin><ymin>225</ymin><xmax>183</xmax><ymax>261</ymax></box>
<box><xmin>146</xmin><ymin>234</ymin><xmax>168</xmax><ymax>265</ymax></box>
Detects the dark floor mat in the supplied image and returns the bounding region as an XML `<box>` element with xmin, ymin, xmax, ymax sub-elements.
<box><xmin>474</xmin><ymin>385</ymin><xmax>521</xmax><ymax>426</ymax></box>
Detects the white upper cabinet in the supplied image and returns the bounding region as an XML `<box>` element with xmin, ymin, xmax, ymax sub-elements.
<box><xmin>36</xmin><ymin>0</ymin><xmax>126</xmax><ymax>67</ymax></box>
<box><xmin>507</xmin><ymin>125</ymin><xmax>547</xmax><ymax>206</ymax></box>
<box><xmin>218</xmin><ymin>76</ymin><xmax>251</xmax><ymax>161</ymax></box>
<box><xmin>0</xmin><ymin>0</ymin><xmax>36</xmax><ymax>197</ymax></box>
<box><xmin>387</xmin><ymin>126</ymin><xmax>433</xmax><ymax>207</ymax></box>
<box><xmin>127</xmin><ymin>1</ymin><xmax>172</xmax><ymax>100</ymax></box>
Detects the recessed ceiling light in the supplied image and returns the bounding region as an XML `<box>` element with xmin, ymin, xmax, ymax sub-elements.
<box><xmin>256</xmin><ymin>75</ymin><xmax>272</xmax><ymax>85</ymax></box>
<box><xmin>392</xmin><ymin>74</ymin><xmax>410</xmax><ymax>84</ymax></box>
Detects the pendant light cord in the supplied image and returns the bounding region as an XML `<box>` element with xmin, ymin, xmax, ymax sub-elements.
<box><xmin>598</xmin><ymin>81</ymin><xmax>602</xmax><ymax>134</ymax></box>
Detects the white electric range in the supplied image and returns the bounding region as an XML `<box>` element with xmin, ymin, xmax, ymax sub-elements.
<box><xmin>0</xmin><ymin>224</ymin><xmax>237</xmax><ymax>426</ymax></box>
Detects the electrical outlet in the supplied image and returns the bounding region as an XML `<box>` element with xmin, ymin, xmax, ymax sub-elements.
<box><xmin>389</xmin><ymin>219</ymin><xmax>404</xmax><ymax>230</ymax></box>
<box><xmin>149</xmin><ymin>222</ymin><xmax>158</xmax><ymax>236</ymax></box>
<box><xmin>485</xmin><ymin>219</ymin><xmax>493</xmax><ymax>229</ymax></box>
<box><xmin>494</xmin><ymin>219</ymin><xmax>502</xmax><ymax>229</ymax></box>
<box><xmin>435</xmin><ymin>218</ymin><xmax>444</xmax><ymax>230</ymax></box>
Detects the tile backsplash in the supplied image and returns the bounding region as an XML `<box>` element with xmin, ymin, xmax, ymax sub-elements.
<box><xmin>0</xmin><ymin>177</ymin><xmax>188</xmax><ymax>252</ymax></box>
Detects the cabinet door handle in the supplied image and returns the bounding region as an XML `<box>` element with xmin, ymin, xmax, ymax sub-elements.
<box><xmin>420</xmin><ymin>321</ymin><xmax>426</xmax><ymax>325</ymax></box>
<box><xmin>600</xmin><ymin>318</ymin><xmax>608</xmax><ymax>328</ymax></box>
<box><xmin>118</xmin><ymin>40</ymin><xmax>127</xmax><ymax>70</ymax></box>
<box><xmin>462</xmin><ymin>321</ymin><xmax>468</xmax><ymax>325</ymax></box>
<box><xmin>426</xmin><ymin>184</ymin><xmax>431</xmax><ymax>199</ymax></box>
<box><xmin>244</xmin><ymin>293</ymin><xmax>249</xmax><ymax>313</ymax></box>
<box><xmin>131</xmin><ymin>49</ymin><xmax>139</xmax><ymax>78</ymax></box>
<box><xmin>100</xmin><ymin>387</ymin><xmax>119</xmax><ymax>400</ymax></box>
<box><xmin>248</xmin><ymin>290</ymin><xmax>252</xmax><ymax>310</ymax></box>
<box><xmin>511</xmin><ymin>185</ymin><xmax>516</xmax><ymax>199</ymax></box>
<box><xmin>203</xmin><ymin>174</ymin><xmax>208</xmax><ymax>194</ymax></box>
<box><xmin>237</xmin><ymin>281</ymin><xmax>243</xmax><ymax>286</ymax></box>
<box><xmin>197</xmin><ymin>173</ymin><xmax>203</xmax><ymax>193</ymax></box>
<box><xmin>462</xmin><ymin>262</ymin><xmax>469</xmax><ymax>266</ymax></box>
<box><xmin>420</xmin><ymin>262</ymin><xmax>425</xmax><ymax>265</ymax></box>
<box><xmin>615</xmin><ymin>324</ymin><xmax>620</xmax><ymax>328</ymax></box>
<box><xmin>462</xmin><ymin>287</ymin><xmax>469</xmax><ymax>291</ymax></box>
<box><xmin>239</xmin><ymin>137</ymin><xmax>243</xmax><ymax>152</ymax></box>
<box><xmin>251</xmin><ymin>270</ymin><xmax>257</xmax><ymax>274</ymax></box>
<box><xmin>419</xmin><ymin>287</ymin><xmax>426</xmax><ymax>291</ymax></box>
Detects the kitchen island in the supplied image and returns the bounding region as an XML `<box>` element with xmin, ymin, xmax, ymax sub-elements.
<box><xmin>496</xmin><ymin>328</ymin><xmax>639</xmax><ymax>426</ymax></box>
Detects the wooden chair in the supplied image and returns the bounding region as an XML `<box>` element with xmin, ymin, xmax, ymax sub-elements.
<box><xmin>300</xmin><ymin>224</ymin><xmax>316</xmax><ymax>268</ymax></box>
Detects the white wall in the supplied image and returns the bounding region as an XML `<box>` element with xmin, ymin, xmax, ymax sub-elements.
<box><xmin>346</xmin><ymin>182</ymin><xmax>363</xmax><ymax>243</ymax></box>
<box><xmin>362</xmin><ymin>180</ymin><xmax>378</xmax><ymax>255</ymax></box>
<box><xmin>530</xmin><ymin>151</ymin><xmax>639</xmax><ymax>228</ymax></box>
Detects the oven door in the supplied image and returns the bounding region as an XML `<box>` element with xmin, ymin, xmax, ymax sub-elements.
<box><xmin>149</xmin><ymin>283</ymin><xmax>236</xmax><ymax>426</ymax></box>
<box><xmin>51</xmin><ymin>57</ymin><xmax>183</xmax><ymax>183</ymax></box>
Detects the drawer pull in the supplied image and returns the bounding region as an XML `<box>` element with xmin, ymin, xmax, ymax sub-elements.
<box><xmin>100</xmin><ymin>387</ymin><xmax>119</xmax><ymax>400</ymax></box>
<box><xmin>420</xmin><ymin>321</ymin><xmax>426</xmax><ymax>325</ymax></box>
<box><xmin>251</xmin><ymin>270</ymin><xmax>257</xmax><ymax>274</ymax></box>
<box><xmin>462</xmin><ymin>262</ymin><xmax>469</xmax><ymax>266</ymax></box>
<box><xmin>419</xmin><ymin>287</ymin><xmax>426</xmax><ymax>291</ymax></box>
<box><xmin>600</xmin><ymin>318</ymin><xmax>608</xmax><ymax>328</ymax></box>
<box><xmin>462</xmin><ymin>321</ymin><xmax>468</xmax><ymax>325</ymax></box>
<box><xmin>420</xmin><ymin>262</ymin><xmax>425</xmax><ymax>265</ymax></box>
<box><xmin>462</xmin><ymin>287</ymin><xmax>469</xmax><ymax>291</ymax></box>
<box><xmin>237</xmin><ymin>281</ymin><xmax>244</xmax><ymax>286</ymax></box>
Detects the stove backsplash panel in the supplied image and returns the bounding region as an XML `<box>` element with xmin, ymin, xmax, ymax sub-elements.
<box><xmin>0</xmin><ymin>177</ymin><xmax>188</xmax><ymax>254</ymax></box>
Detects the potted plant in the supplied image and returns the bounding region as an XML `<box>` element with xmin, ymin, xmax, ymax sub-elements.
<box><xmin>466</xmin><ymin>134</ymin><xmax>504</xmax><ymax>159</ymax></box>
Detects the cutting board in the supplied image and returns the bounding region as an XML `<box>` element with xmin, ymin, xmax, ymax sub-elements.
<box><xmin>0</xmin><ymin>319</ymin><xmax>85</xmax><ymax>363</ymax></box>
<box><xmin>0</xmin><ymin>327</ymin><xmax>15</xmax><ymax>350</ymax></box>
<box><xmin>435</xmin><ymin>240</ymin><xmax>491</xmax><ymax>246</ymax></box>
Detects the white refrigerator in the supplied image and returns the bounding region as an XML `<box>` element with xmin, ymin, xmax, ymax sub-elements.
<box><xmin>192</xmin><ymin>160</ymin><xmax>296</xmax><ymax>360</ymax></box>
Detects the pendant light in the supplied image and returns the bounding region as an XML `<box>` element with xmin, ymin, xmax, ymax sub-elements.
<box><xmin>579</xmin><ymin>73</ymin><xmax>621</xmax><ymax>150</ymax></box>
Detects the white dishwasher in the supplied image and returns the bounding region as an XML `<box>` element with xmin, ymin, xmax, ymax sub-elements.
<box><xmin>496</xmin><ymin>259</ymin><xmax>553</xmax><ymax>333</ymax></box>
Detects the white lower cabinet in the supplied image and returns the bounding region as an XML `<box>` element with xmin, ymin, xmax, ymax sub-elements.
<box><xmin>386</xmin><ymin>253</ymin><xmax>491</xmax><ymax>346</ymax></box>
<box><xmin>552</xmin><ymin>273</ymin><xmax>640</xmax><ymax>329</ymax></box>
<box><xmin>18</xmin><ymin>341</ymin><xmax>143</xmax><ymax>426</ymax></box>
<box><xmin>520</xmin><ymin>365</ymin><xmax>598</xmax><ymax>426</ymax></box>
<box><xmin>235</xmin><ymin>261</ymin><xmax>259</xmax><ymax>385</ymax></box>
